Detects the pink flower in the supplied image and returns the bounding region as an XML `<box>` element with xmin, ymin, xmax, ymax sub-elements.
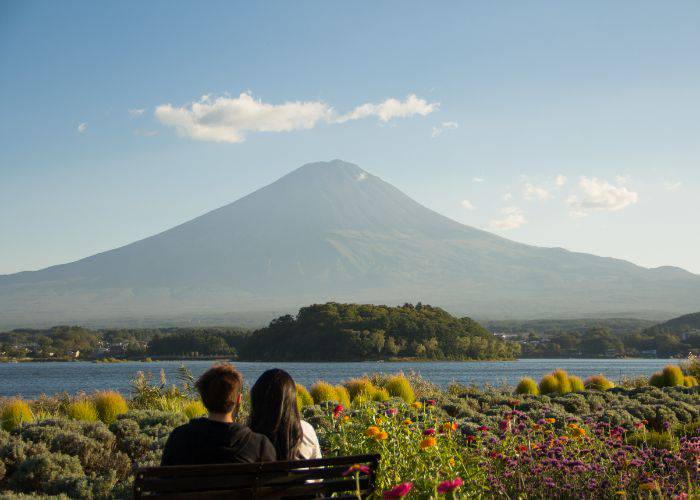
<box><xmin>423</xmin><ymin>428</ymin><xmax>436</xmax><ymax>436</ymax></box>
<box><xmin>342</xmin><ymin>464</ymin><xmax>370</xmax><ymax>476</ymax></box>
<box><xmin>333</xmin><ymin>405</ymin><xmax>344</xmax><ymax>418</ymax></box>
<box><xmin>498</xmin><ymin>420</ymin><xmax>511</xmax><ymax>432</ymax></box>
<box><xmin>477</xmin><ymin>425</ymin><xmax>488</xmax><ymax>433</ymax></box>
<box><xmin>386</xmin><ymin>408</ymin><xmax>398</xmax><ymax>417</ymax></box>
<box><xmin>383</xmin><ymin>482</ymin><xmax>413</xmax><ymax>499</ymax></box>
<box><xmin>437</xmin><ymin>477</ymin><xmax>464</xmax><ymax>494</ymax></box>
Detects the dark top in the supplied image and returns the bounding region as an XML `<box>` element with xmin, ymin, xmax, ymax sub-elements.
<box><xmin>161</xmin><ymin>418</ymin><xmax>277</xmax><ymax>466</ymax></box>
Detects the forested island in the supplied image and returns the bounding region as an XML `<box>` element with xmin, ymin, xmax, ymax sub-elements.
<box><xmin>1</xmin><ymin>305</ymin><xmax>698</xmax><ymax>362</ymax></box>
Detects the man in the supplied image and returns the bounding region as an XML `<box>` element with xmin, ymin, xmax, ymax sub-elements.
<box><xmin>161</xmin><ymin>363</ymin><xmax>276</xmax><ymax>465</ymax></box>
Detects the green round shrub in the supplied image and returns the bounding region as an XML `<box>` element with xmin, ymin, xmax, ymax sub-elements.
<box><xmin>295</xmin><ymin>384</ymin><xmax>314</xmax><ymax>410</ymax></box>
<box><xmin>66</xmin><ymin>400</ymin><xmax>98</xmax><ymax>422</ymax></box>
<box><xmin>183</xmin><ymin>400</ymin><xmax>207</xmax><ymax>419</ymax></box>
<box><xmin>649</xmin><ymin>371</ymin><xmax>665</xmax><ymax>387</ymax></box>
<box><xmin>515</xmin><ymin>377</ymin><xmax>539</xmax><ymax>395</ymax></box>
<box><xmin>538</xmin><ymin>374</ymin><xmax>560</xmax><ymax>394</ymax></box>
<box><xmin>568</xmin><ymin>376</ymin><xmax>585</xmax><ymax>392</ymax></box>
<box><xmin>334</xmin><ymin>385</ymin><xmax>351</xmax><ymax>407</ymax></box>
<box><xmin>1</xmin><ymin>399</ymin><xmax>34</xmax><ymax>431</ymax></box>
<box><xmin>371</xmin><ymin>388</ymin><xmax>390</xmax><ymax>402</ymax></box>
<box><xmin>662</xmin><ymin>365</ymin><xmax>685</xmax><ymax>387</ymax></box>
<box><xmin>384</xmin><ymin>375</ymin><xmax>415</xmax><ymax>403</ymax></box>
<box><xmin>553</xmin><ymin>369</ymin><xmax>572</xmax><ymax>394</ymax></box>
<box><xmin>344</xmin><ymin>378</ymin><xmax>376</xmax><ymax>400</ymax></box>
<box><xmin>310</xmin><ymin>381</ymin><xmax>338</xmax><ymax>403</ymax></box>
<box><xmin>584</xmin><ymin>374</ymin><xmax>615</xmax><ymax>391</ymax></box>
<box><xmin>93</xmin><ymin>391</ymin><xmax>128</xmax><ymax>425</ymax></box>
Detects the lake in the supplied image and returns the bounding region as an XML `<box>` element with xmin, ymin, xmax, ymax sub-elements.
<box><xmin>0</xmin><ymin>359</ymin><xmax>677</xmax><ymax>398</ymax></box>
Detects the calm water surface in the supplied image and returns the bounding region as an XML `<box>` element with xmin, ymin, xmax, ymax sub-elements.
<box><xmin>0</xmin><ymin>359</ymin><xmax>677</xmax><ymax>398</ymax></box>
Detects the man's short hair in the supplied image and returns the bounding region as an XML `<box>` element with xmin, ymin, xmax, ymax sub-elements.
<box><xmin>195</xmin><ymin>363</ymin><xmax>243</xmax><ymax>413</ymax></box>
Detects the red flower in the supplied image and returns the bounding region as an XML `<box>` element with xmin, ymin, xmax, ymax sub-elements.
<box><xmin>383</xmin><ymin>482</ymin><xmax>413</xmax><ymax>499</ymax></box>
<box><xmin>517</xmin><ymin>445</ymin><xmax>528</xmax><ymax>453</ymax></box>
<box><xmin>426</xmin><ymin>399</ymin><xmax>437</xmax><ymax>406</ymax></box>
<box><xmin>342</xmin><ymin>464</ymin><xmax>370</xmax><ymax>476</ymax></box>
<box><xmin>477</xmin><ymin>426</ymin><xmax>488</xmax><ymax>433</ymax></box>
<box><xmin>333</xmin><ymin>405</ymin><xmax>344</xmax><ymax>418</ymax></box>
<box><xmin>466</xmin><ymin>434</ymin><xmax>476</xmax><ymax>442</ymax></box>
<box><xmin>437</xmin><ymin>477</ymin><xmax>463</xmax><ymax>494</ymax></box>
<box><xmin>423</xmin><ymin>428</ymin><xmax>436</xmax><ymax>436</ymax></box>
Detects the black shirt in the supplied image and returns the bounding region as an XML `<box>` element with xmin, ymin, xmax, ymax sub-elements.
<box><xmin>161</xmin><ymin>418</ymin><xmax>277</xmax><ymax>466</ymax></box>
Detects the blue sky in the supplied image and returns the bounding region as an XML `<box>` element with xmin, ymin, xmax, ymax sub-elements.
<box><xmin>1</xmin><ymin>1</ymin><xmax>699</xmax><ymax>274</ymax></box>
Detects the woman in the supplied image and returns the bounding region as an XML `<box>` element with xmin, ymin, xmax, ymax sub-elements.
<box><xmin>249</xmin><ymin>368</ymin><xmax>321</xmax><ymax>460</ymax></box>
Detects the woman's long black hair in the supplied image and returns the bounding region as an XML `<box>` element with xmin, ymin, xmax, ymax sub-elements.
<box><xmin>249</xmin><ymin>368</ymin><xmax>303</xmax><ymax>460</ymax></box>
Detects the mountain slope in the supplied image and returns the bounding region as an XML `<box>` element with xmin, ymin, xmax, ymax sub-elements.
<box><xmin>1</xmin><ymin>159</ymin><xmax>699</xmax><ymax>327</ymax></box>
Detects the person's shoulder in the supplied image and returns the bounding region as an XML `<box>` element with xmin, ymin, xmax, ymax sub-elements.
<box><xmin>300</xmin><ymin>420</ymin><xmax>317</xmax><ymax>435</ymax></box>
<box><xmin>169</xmin><ymin>418</ymin><xmax>206</xmax><ymax>437</ymax></box>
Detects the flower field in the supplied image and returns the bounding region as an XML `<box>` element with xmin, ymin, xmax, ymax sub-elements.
<box><xmin>0</xmin><ymin>362</ymin><xmax>698</xmax><ymax>499</ymax></box>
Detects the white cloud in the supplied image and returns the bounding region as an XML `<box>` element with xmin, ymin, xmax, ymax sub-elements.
<box><xmin>502</xmin><ymin>192</ymin><xmax>513</xmax><ymax>201</ymax></box>
<box><xmin>555</xmin><ymin>174</ymin><xmax>567</xmax><ymax>188</ymax></box>
<box><xmin>473</xmin><ymin>177</ymin><xmax>485</xmax><ymax>183</ymax></box>
<box><xmin>77</xmin><ymin>123</ymin><xmax>88</xmax><ymax>133</ymax></box>
<box><xmin>460</xmin><ymin>199</ymin><xmax>475</xmax><ymax>210</ymax></box>
<box><xmin>134</xmin><ymin>129</ymin><xmax>159</xmax><ymax>137</ymax></box>
<box><xmin>523</xmin><ymin>182</ymin><xmax>551</xmax><ymax>201</ymax></box>
<box><xmin>129</xmin><ymin>108</ymin><xmax>146</xmax><ymax>117</ymax></box>
<box><xmin>665</xmin><ymin>181</ymin><xmax>682</xmax><ymax>191</ymax></box>
<box><xmin>334</xmin><ymin>94</ymin><xmax>438</xmax><ymax>124</ymax></box>
<box><xmin>431</xmin><ymin>121</ymin><xmax>458</xmax><ymax>138</ymax></box>
<box><xmin>566</xmin><ymin>177</ymin><xmax>638</xmax><ymax>217</ymax></box>
<box><xmin>490</xmin><ymin>206</ymin><xmax>526</xmax><ymax>231</ymax></box>
<box><xmin>155</xmin><ymin>92</ymin><xmax>437</xmax><ymax>143</ymax></box>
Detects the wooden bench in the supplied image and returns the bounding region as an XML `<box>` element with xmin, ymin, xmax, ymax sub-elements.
<box><xmin>133</xmin><ymin>454</ymin><xmax>380</xmax><ymax>499</ymax></box>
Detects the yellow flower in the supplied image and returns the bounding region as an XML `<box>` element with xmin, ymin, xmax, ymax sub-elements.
<box><xmin>402</xmin><ymin>419</ymin><xmax>413</xmax><ymax>425</ymax></box>
<box><xmin>420</xmin><ymin>436</ymin><xmax>436</xmax><ymax>449</ymax></box>
<box><xmin>448</xmin><ymin>457</ymin><xmax>456</xmax><ymax>467</ymax></box>
<box><xmin>546</xmin><ymin>418</ymin><xmax>556</xmax><ymax>424</ymax></box>
<box><xmin>365</xmin><ymin>426</ymin><xmax>381</xmax><ymax>438</ymax></box>
<box><xmin>375</xmin><ymin>416</ymin><xmax>384</xmax><ymax>425</ymax></box>
<box><xmin>639</xmin><ymin>483</ymin><xmax>656</xmax><ymax>492</ymax></box>
<box><xmin>342</xmin><ymin>415</ymin><xmax>350</xmax><ymax>422</ymax></box>
<box><xmin>615</xmin><ymin>491</ymin><xmax>627</xmax><ymax>496</ymax></box>
<box><xmin>411</xmin><ymin>402</ymin><xmax>423</xmax><ymax>409</ymax></box>
<box><xmin>567</xmin><ymin>423</ymin><xmax>579</xmax><ymax>429</ymax></box>
<box><xmin>442</xmin><ymin>422</ymin><xmax>458</xmax><ymax>433</ymax></box>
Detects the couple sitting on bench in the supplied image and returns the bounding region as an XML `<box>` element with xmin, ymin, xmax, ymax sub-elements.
<box><xmin>161</xmin><ymin>363</ymin><xmax>322</xmax><ymax>466</ymax></box>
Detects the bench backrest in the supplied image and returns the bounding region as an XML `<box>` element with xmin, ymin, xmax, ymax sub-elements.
<box><xmin>133</xmin><ymin>454</ymin><xmax>380</xmax><ymax>499</ymax></box>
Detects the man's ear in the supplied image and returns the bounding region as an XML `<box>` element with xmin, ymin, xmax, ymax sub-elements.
<box><xmin>236</xmin><ymin>393</ymin><xmax>242</xmax><ymax>405</ymax></box>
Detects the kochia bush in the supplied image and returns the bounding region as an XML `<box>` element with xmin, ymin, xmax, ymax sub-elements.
<box><xmin>384</xmin><ymin>375</ymin><xmax>415</xmax><ymax>403</ymax></box>
<box><xmin>553</xmin><ymin>369</ymin><xmax>572</xmax><ymax>394</ymax></box>
<box><xmin>93</xmin><ymin>391</ymin><xmax>128</xmax><ymax>424</ymax></box>
<box><xmin>662</xmin><ymin>365</ymin><xmax>685</xmax><ymax>387</ymax></box>
<box><xmin>584</xmin><ymin>374</ymin><xmax>614</xmax><ymax>391</ymax></box>
<box><xmin>568</xmin><ymin>376</ymin><xmax>585</xmax><ymax>392</ymax></box>
<box><xmin>310</xmin><ymin>381</ymin><xmax>338</xmax><ymax>403</ymax></box>
<box><xmin>344</xmin><ymin>378</ymin><xmax>376</xmax><ymax>400</ymax></box>
<box><xmin>515</xmin><ymin>377</ymin><xmax>539</xmax><ymax>395</ymax></box>
<box><xmin>684</xmin><ymin>376</ymin><xmax>698</xmax><ymax>387</ymax></box>
<box><xmin>296</xmin><ymin>384</ymin><xmax>314</xmax><ymax>410</ymax></box>
<box><xmin>538</xmin><ymin>374</ymin><xmax>560</xmax><ymax>395</ymax></box>
<box><xmin>1</xmin><ymin>399</ymin><xmax>34</xmax><ymax>431</ymax></box>
<box><xmin>66</xmin><ymin>400</ymin><xmax>99</xmax><ymax>422</ymax></box>
<box><xmin>183</xmin><ymin>400</ymin><xmax>207</xmax><ymax>419</ymax></box>
<box><xmin>334</xmin><ymin>385</ymin><xmax>351</xmax><ymax>407</ymax></box>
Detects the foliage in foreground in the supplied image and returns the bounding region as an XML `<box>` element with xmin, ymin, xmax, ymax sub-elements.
<box><xmin>0</xmin><ymin>367</ymin><xmax>698</xmax><ymax>498</ymax></box>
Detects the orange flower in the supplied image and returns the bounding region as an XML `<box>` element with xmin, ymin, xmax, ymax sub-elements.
<box><xmin>375</xmin><ymin>416</ymin><xmax>384</xmax><ymax>425</ymax></box>
<box><xmin>420</xmin><ymin>437</ymin><xmax>437</xmax><ymax>449</ymax></box>
<box><xmin>567</xmin><ymin>423</ymin><xmax>579</xmax><ymax>429</ymax></box>
<box><xmin>639</xmin><ymin>483</ymin><xmax>656</xmax><ymax>492</ymax></box>
<box><xmin>571</xmin><ymin>427</ymin><xmax>586</xmax><ymax>438</ymax></box>
<box><xmin>342</xmin><ymin>415</ymin><xmax>350</xmax><ymax>423</ymax></box>
<box><xmin>402</xmin><ymin>419</ymin><xmax>413</xmax><ymax>425</ymax></box>
<box><xmin>441</xmin><ymin>422</ymin><xmax>458</xmax><ymax>433</ymax></box>
<box><xmin>411</xmin><ymin>402</ymin><xmax>423</xmax><ymax>409</ymax></box>
<box><xmin>545</xmin><ymin>418</ymin><xmax>556</xmax><ymax>424</ymax></box>
<box><xmin>374</xmin><ymin>431</ymin><xmax>388</xmax><ymax>441</ymax></box>
<box><xmin>365</xmin><ymin>426</ymin><xmax>381</xmax><ymax>438</ymax></box>
<box><xmin>448</xmin><ymin>457</ymin><xmax>456</xmax><ymax>467</ymax></box>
